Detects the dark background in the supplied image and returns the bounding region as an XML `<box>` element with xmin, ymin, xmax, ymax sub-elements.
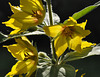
<box><xmin>0</xmin><ymin>0</ymin><xmax>100</xmax><ymax>77</ymax></box>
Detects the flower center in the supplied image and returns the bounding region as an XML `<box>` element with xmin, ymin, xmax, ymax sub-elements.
<box><xmin>32</xmin><ymin>10</ymin><xmax>43</xmax><ymax>18</ymax></box>
<box><xmin>62</xmin><ymin>26</ymin><xmax>74</xmax><ymax>38</ymax></box>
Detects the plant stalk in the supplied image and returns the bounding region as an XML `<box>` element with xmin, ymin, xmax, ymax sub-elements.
<box><xmin>46</xmin><ymin>0</ymin><xmax>53</xmax><ymax>26</ymax></box>
<box><xmin>46</xmin><ymin>0</ymin><xmax>58</xmax><ymax>63</ymax></box>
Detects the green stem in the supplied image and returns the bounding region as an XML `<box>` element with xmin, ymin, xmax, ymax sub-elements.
<box><xmin>46</xmin><ymin>0</ymin><xmax>58</xmax><ymax>64</ymax></box>
<box><xmin>46</xmin><ymin>0</ymin><xmax>53</xmax><ymax>25</ymax></box>
<box><xmin>51</xmin><ymin>40</ymin><xmax>57</xmax><ymax>63</ymax></box>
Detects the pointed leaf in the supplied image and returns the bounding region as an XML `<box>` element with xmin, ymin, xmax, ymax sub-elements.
<box><xmin>63</xmin><ymin>45</ymin><xmax>100</xmax><ymax>63</ymax></box>
<box><xmin>59</xmin><ymin>64</ymin><xmax>76</xmax><ymax>77</ymax></box>
<box><xmin>63</xmin><ymin>47</ymin><xmax>93</xmax><ymax>62</ymax></box>
<box><xmin>85</xmin><ymin>45</ymin><xmax>100</xmax><ymax>57</ymax></box>
<box><xmin>0</xmin><ymin>31</ymin><xmax>45</xmax><ymax>43</ymax></box>
<box><xmin>72</xmin><ymin>5</ymin><xmax>98</xmax><ymax>20</ymax></box>
<box><xmin>64</xmin><ymin>1</ymin><xmax>100</xmax><ymax>23</ymax></box>
<box><xmin>37</xmin><ymin>64</ymin><xmax>76</xmax><ymax>77</ymax></box>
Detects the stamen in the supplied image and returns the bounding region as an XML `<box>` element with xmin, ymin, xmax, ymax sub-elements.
<box><xmin>32</xmin><ymin>10</ymin><xmax>42</xmax><ymax>18</ymax></box>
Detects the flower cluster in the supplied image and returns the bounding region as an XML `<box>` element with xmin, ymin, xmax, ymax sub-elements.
<box><xmin>3</xmin><ymin>0</ymin><xmax>45</xmax><ymax>76</ymax></box>
<box><xmin>1</xmin><ymin>0</ymin><xmax>99</xmax><ymax>77</ymax></box>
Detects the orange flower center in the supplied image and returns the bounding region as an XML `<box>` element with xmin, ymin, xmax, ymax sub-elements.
<box><xmin>32</xmin><ymin>10</ymin><xmax>43</xmax><ymax>18</ymax></box>
<box><xmin>62</xmin><ymin>26</ymin><xmax>74</xmax><ymax>38</ymax></box>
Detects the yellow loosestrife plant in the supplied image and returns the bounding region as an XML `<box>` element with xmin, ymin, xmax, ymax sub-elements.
<box><xmin>0</xmin><ymin>0</ymin><xmax>100</xmax><ymax>77</ymax></box>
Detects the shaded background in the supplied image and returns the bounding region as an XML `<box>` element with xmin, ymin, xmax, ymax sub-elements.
<box><xmin>0</xmin><ymin>0</ymin><xmax>100</xmax><ymax>77</ymax></box>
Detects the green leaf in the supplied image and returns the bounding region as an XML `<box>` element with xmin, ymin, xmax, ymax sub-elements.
<box><xmin>72</xmin><ymin>5</ymin><xmax>97</xmax><ymax>20</ymax></box>
<box><xmin>64</xmin><ymin>1</ymin><xmax>100</xmax><ymax>24</ymax></box>
<box><xmin>38</xmin><ymin>52</ymin><xmax>52</xmax><ymax>67</ymax></box>
<box><xmin>0</xmin><ymin>32</ymin><xmax>8</xmax><ymax>43</ymax></box>
<box><xmin>36</xmin><ymin>64</ymin><xmax>76</xmax><ymax>77</ymax></box>
<box><xmin>62</xmin><ymin>47</ymin><xmax>93</xmax><ymax>62</ymax></box>
<box><xmin>84</xmin><ymin>45</ymin><xmax>100</xmax><ymax>56</ymax></box>
<box><xmin>5</xmin><ymin>75</ymin><xmax>10</xmax><ymax>77</ymax></box>
<box><xmin>0</xmin><ymin>31</ymin><xmax>45</xmax><ymax>43</ymax></box>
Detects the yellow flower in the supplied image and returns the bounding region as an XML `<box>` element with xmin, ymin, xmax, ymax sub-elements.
<box><xmin>4</xmin><ymin>37</ymin><xmax>37</xmax><ymax>60</ymax></box>
<box><xmin>44</xmin><ymin>17</ymin><xmax>91</xmax><ymax>58</ymax></box>
<box><xmin>81</xmin><ymin>73</ymin><xmax>86</xmax><ymax>77</ymax></box>
<box><xmin>75</xmin><ymin>69</ymin><xmax>78</xmax><ymax>73</ymax></box>
<box><xmin>4</xmin><ymin>37</ymin><xmax>38</xmax><ymax>76</ymax></box>
<box><xmin>7</xmin><ymin>59</ymin><xmax>37</xmax><ymax>77</ymax></box>
<box><xmin>2</xmin><ymin>0</ymin><xmax>45</xmax><ymax>35</ymax></box>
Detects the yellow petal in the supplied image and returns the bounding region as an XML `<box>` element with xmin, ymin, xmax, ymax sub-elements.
<box><xmin>6</xmin><ymin>59</ymin><xmax>37</xmax><ymax>76</ymax></box>
<box><xmin>74</xmin><ymin>26</ymin><xmax>91</xmax><ymax>38</ymax></box>
<box><xmin>9</xmin><ymin>2</ymin><xmax>21</xmax><ymax>14</ymax></box>
<box><xmin>54</xmin><ymin>34</ymin><xmax>68</xmax><ymax>58</ymax></box>
<box><xmin>2</xmin><ymin>18</ymin><xmax>23</xmax><ymax>29</ymax></box>
<box><xmin>81</xmin><ymin>41</ymin><xmax>95</xmax><ymax>49</ymax></box>
<box><xmin>76</xmin><ymin>20</ymin><xmax>87</xmax><ymax>30</ymax></box>
<box><xmin>11</xmin><ymin>12</ymin><xmax>38</xmax><ymax>25</ymax></box>
<box><xmin>43</xmin><ymin>25</ymin><xmax>62</xmax><ymax>37</ymax></box>
<box><xmin>75</xmin><ymin>69</ymin><xmax>78</xmax><ymax>73</ymax></box>
<box><xmin>65</xmin><ymin>17</ymin><xmax>77</xmax><ymax>26</ymax></box>
<box><xmin>20</xmin><ymin>0</ymin><xmax>44</xmax><ymax>14</ymax></box>
<box><xmin>81</xmin><ymin>73</ymin><xmax>86</xmax><ymax>77</ymax></box>
<box><xmin>10</xmin><ymin>29</ymin><xmax>21</xmax><ymax>35</ymax></box>
<box><xmin>69</xmin><ymin>36</ymin><xmax>82</xmax><ymax>52</ymax></box>
<box><xmin>3</xmin><ymin>44</ymin><xmax>26</xmax><ymax>60</ymax></box>
<box><xmin>15</xmin><ymin>37</ymin><xmax>38</xmax><ymax>56</ymax></box>
<box><xmin>25</xmin><ymin>62</ymin><xmax>37</xmax><ymax>77</ymax></box>
<box><xmin>21</xmin><ymin>36</ymin><xmax>32</xmax><ymax>45</ymax></box>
